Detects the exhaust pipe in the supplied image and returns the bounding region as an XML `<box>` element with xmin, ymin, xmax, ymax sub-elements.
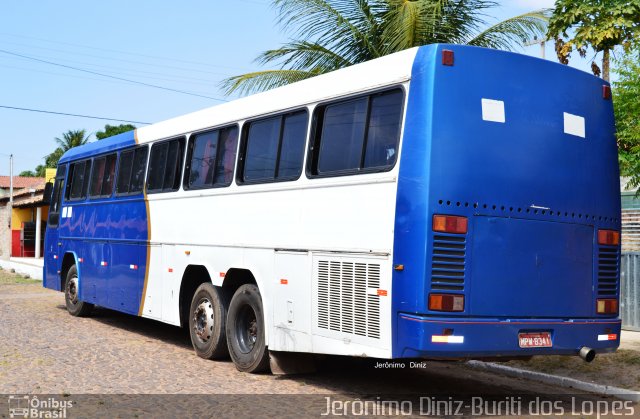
<box><xmin>578</xmin><ymin>346</ymin><xmax>596</xmax><ymax>363</ymax></box>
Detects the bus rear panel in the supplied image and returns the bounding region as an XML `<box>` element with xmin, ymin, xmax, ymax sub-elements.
<box><xmin>393</xmin><ymin>45</ymin><xmax>620</xmax><ymax>359</ymax></box>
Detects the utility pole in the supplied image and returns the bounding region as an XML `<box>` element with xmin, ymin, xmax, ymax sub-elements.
<box><xmin>9</xmin><ymin>154</ymin><xmax>13</xmax><ymax>229</ymax></box>
<box><xmin>525</xmin><ymin>36</ymin><xmax>547</xmax><ymax>59</ymax></box>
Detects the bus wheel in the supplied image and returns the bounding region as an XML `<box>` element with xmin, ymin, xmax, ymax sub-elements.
<box><xmin>226</xmin><ymin>284</ymin><xmax>269</xmax><ymax>373</ymax></box>
<box><xmin>189</xmin><ymin>283</ymin><xmax>228</xmax><ymax>359</ymax></box>
<box><xmin>64</xmin><ymin>265</ymin><xmax>93</xmax><ymax>317</ymax></box>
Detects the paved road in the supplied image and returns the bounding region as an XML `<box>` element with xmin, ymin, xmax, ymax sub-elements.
<box><xmin>0</xmin><ymin>282</ymin><xmax>631</xmax><ymax>418</ymax></box>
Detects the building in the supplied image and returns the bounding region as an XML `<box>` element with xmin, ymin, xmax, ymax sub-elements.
<box><xmin>0</xmin><ymin>170</ymin><xmax>56</xmax><ymax>259</ymax></box>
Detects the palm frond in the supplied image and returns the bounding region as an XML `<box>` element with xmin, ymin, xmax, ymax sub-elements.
<box><xmin>256</xmin><ymin>41</ymin><xmax>355</xmax><ymax>72</ymax></box>
<box><xmin>467</xmin><ymin>10</ymin><xmax>550</xmax><ymax>51</ymax></box>
<box><xmin>220</xmin><ymin>69</ymin><xmax>324</xmax><ymax>96</ymax></box>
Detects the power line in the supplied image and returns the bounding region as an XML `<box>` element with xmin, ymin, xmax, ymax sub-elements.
<box><xmin>0</xmin><ymin>32</ymin><xmax>252</xmax><ymax>72</ymax></box>
<box><xmin>0</xmin><ymin>105</ymin><xmax>151</xmax><ymax>124</ymax></box>
<box><xmin>0</xmin><ymin>48</ymin><xmax>228</xmax><ymax>102</ymax></box>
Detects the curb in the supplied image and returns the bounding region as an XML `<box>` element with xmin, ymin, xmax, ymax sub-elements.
<box><xmin>467</xmin><ymin>361</ymin><xmax>640</xmax><ymax>402</ymax></box>
<box><xmin>0</xmin><ymin>259</ymin><xmax>43</xmax><ymax>280</ymax></box>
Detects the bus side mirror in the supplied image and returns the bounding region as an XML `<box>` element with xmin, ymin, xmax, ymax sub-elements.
<box><xmin>42</xmin><ymin>182</ymin><xmax>53</xmax><ymax>206</ymax></box>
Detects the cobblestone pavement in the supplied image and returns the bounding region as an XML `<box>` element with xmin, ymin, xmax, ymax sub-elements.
<box><xmin>0</xmin><ymin>282</ymin><xmax>629</xmax><ymax>418</ymax></box>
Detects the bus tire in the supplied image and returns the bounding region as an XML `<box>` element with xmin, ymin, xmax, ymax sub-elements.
<box><xmin>226</xmin><ymin>284</ymin><xmax>270</xmax><ymax>373</ymax></box>
<box><xmin>188</xmin><ymin>283</ymin><xmax>229</xmax><ymax>359</ymax></box>
<box><xmin>64</xmin><ymin>265</ymin><xmax>93</xmax><ymax>317</ymax></box>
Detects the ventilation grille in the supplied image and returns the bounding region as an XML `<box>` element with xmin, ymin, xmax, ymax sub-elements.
<box><xmin>431</xmin><ymin>234</ymin><xmax>466</xmax><ymax>291</ymax></box>
<box><xmin>317</xmin><ymin>260</ymin><xmax>380</xmax><ymax>339</ymax></box>
<box><xmin>597</xmin><ymin>245</ymin><xmax>619</xmax><ymax>297</ymax></box>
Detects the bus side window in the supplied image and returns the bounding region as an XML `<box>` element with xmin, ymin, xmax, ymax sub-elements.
<box><xmin>88</xmin><ymin>153</ymin><xmax>117</xmax><ymax>198</ymax></box>
<box><xmin>309</xmin><ymin>88</ymin><xmax>404</xmax><ymax>176</ymax></box>
<box><xmin>66</xmin><ymin>160</ymin><xmax>92</xmax><ymax>201</ymax></box>
<box><xmin>184</xmin><ymin>126</ymin><xmax>237</xmax><ymax>190</ymax></box>
<box><xmin>48</xmin><ymin>165</ymin><xmax>66</xmax><ymax>227</ymax></box>
<box><xmin>239</xmin><ymin>110</ymin><xmax>307</xmax><ymax>184</ymax></box>
<box><xmin>116</xmin><ymin>146</ymin><xmax>148</xmax><ymax>196</ymax></box>
<box><xmin>147</xmin><ymin>138</ymin><xmax>185</xmax><ymax>193</ymax></box>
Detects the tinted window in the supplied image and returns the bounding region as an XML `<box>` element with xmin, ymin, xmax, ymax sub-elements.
<box><xmin>90</xmin><ymin>157</ymin><xmax>107</xmax><ymax>197</ymax></box>
<box><xmin>89</xmin><ymin>153</ymin><xmax>117</xmax><ymax>198</ymax></box>
<box><xmin>311</xmin><ymin>89</ymin><xmax>403</xmax><ymax>176</ymax></box>
<box><xmin>116</xmin><ymin>146</ymin><xmax>148</xmax><ymax>195</ymax></box>
<box><xmin>244</xmin><ymin>118</ymin><xmax>280</xmax><ymax>181</ymax></box>
<box><xmin>185</xmin><ymin>127</ymin><xmax>238</xmax><ymax>189</ymax></box>
<box><xmin>67</xmin><ymin>160</ymin><xmax>91</xmax><ymax>200</ymax></box>
<box><xmin>241</xmin><ymin>111</ymin><xmax>307</xmax><ymax>183</ymax></box>
<box><xmin>147</xmin><ymin>138</ymin><xmax>185</xmax><ymax>193</ymax></box>
<box><xmin>318</xmin><ymin>99</ymin><xmax>367</xmax><ymax>173</ymax></box>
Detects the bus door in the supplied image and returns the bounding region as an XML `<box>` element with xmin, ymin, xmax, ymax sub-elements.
<box><xmin>44</xmin><ymin>165</ymin><xmax>66</xmax><ymax>290</ymax></box>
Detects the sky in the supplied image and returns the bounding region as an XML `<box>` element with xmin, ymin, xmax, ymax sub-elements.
<box><xmin>0</xmin><ymin>0</ymin><xmax>596</xmax><ymax>176</ymax></box>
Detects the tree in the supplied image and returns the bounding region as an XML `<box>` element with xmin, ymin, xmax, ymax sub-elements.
<box><xmin>54</xmin><ymin>129</ymin><xmax>90</xmax><ymax>152</ymax></box>
<box><xmin>615</xmin><ymin>48</ymin><xmax>640</xmax><ymax>190</ymax></box>
<box><xmin>548</xmin><ymin>0</ymin><xmax>640</xmax><ymax>81</ymax></box>
<box><xmin>96</xmin><ymin>124</ymin><xmax>136</xmax><ymax>140</ymax></box>
<box><xmin>222</xmin><ymin>0</ymin><xmax>549</xmax><ymax>95</ymax></box>
<box><xmin>19</xmin><ymin>170</ymin><xmax>36</xmax><ymax>177</ymax></box>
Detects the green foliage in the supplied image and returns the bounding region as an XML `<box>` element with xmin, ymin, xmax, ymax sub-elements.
<box><xmin>55</xmin><ymin>129</ymin><xmax>90</xmax><ymax>152</ymax></box>
<box><xmin>95</xmin><ymin>124</ymin><xmax>136</xmax><ymax>140</ymax></box>
<box><xmin>222</xmin><ymin>0</ymin><xmax>549</xmax><ymax>95</ymax></box>
<box><xmin>614</xmin><ymin>48</ymin><xmax>640</xmax><ymax>190</ymax></box>
<box><xmin>18</xmin><ymin>170</ymin><xmax>36</xmax><ymax>177</ymax></box>
<box><xmin>548</xmin><ymin>0</ymin><xmax>640</xmax><ymax>80</ymax></box>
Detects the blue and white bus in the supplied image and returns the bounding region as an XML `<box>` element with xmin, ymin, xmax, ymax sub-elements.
<box><xmin>43</xmin><ymin>44</ymin><xmax>621</xmax><ymax>373</ymax></box>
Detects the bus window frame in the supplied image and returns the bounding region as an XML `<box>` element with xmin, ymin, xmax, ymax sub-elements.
<box><xmin>47</xmin><ymin>164</ymin><xmax>67</xmax><ymax>227</ymax></box>
<box><xmin>305</xmin><ymin>86</ymin><xmax>405</xmax><ymax>179</ymax></box>
<box><xmin>115</xmin><ymin>145</ymin><xmax>149</xmax><ymax>197</ymax></box>
<box><xmin>236</xmin><ymin>109</ymin><xmax>309</xmax><ymax>186</ymax></box>
<box><xmin>146</xmin><ymin>136</ymin><xmax>186</xmax><ymax>194</ymax></box>
<box><xmin>65</xmin><ymin>159</ymin><xmax>92</xmax><ymax>202</ymax></box>
<box><xmin>183</xmin><ymin>124</ymin><xmax>239</xmax><ymax>191</ymax></box>
<box><xmin>88</xmin><ymin>152</ymin><xmax>118</xmax><ymax>200</ymax></box>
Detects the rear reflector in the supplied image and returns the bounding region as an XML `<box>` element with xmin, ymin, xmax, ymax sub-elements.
<box><xmin>429</xmin><ymin>294</ymin><xmax>464</xmax><ymax>312</ymax></box>
<box><xmin>598</xmin><ymin>229</ymin><xmax>620</xmax><ymax>246</ymax></box>
<box><xmin>603</xmin><ymin>85</ymin><xmax>612</xmax><ymax>100</ymax></box>
<box><xmin>442</xmin><ymin>49</ymin><xmax>454</xmax><ymax>66</ymax></box>
<box><xmin>596</xmin><ymin>299</ymin><xmax>618</xmax><ymax>314</ymax></box>
<box><xmin>433</xmin><ymin>215</ymin><xmax>468</xmax><ymax>234</ymax></box>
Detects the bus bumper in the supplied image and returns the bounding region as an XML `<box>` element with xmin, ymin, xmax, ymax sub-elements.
<box><xmin>396</xmin><ymin>313</ymin><xmax>621</xmax><ymax>359</ymax></box>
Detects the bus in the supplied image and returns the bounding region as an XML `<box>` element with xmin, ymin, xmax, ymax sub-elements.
<box><xmin>43</xmin><ymin>44</ymin><xmax>621</xmax><ymax>373</ymax></box>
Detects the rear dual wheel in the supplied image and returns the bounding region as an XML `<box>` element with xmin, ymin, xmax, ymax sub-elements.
<box><xmin>189</xmin><ymin>283</ymin><xmax>229</xmax><ymax>359</ymax></box>
<box><xmin>226</xmin><ymin>284</ymin><xmax>270</xmax><ymax>373</ymax></box>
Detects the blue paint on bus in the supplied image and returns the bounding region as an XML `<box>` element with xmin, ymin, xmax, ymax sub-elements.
<box><xmin>44</xmin><ymin>129</ymin><xmax>148</xmax><ymax>315</ymax></box>
<box><xmin>392</xmin><ymin>44</ymin><xmax>620</xmax><ymax>358</ymax></box>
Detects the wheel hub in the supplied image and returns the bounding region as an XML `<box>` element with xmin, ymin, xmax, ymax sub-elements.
<box><xmin>68</xmin><ymin>277</ymin><xmax>79</xmax><ymax>304</ymax></box>
<box><xmin>193</xmin><ymin>299</ymin><xmax>214</xmax><ymax>343</ymax></box>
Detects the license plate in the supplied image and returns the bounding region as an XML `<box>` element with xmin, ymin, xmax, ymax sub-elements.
<box><xmin>518</xmin><ymin>332</ymin><xmax>552</xmax><ymax>348</ymax></box>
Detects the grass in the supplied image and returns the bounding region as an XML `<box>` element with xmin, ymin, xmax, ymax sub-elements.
<box><xmin>0</xmin><ymin>267</ymin><xmax>40</xmax><ymax>284</ymax></box>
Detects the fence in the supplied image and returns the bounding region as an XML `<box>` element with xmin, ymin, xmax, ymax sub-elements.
<box><xmin>621</xmin><ymin>252</ymin><xmax>640</xmax><ymax>331</ymax></box>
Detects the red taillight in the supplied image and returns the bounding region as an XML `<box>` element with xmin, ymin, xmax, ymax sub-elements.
<box><xmin>596</xmin><ymin>299</ymin><xmax>618</xmax><ymax>314</ymax></box>
<box><xmin>603</xmin><ymin>85</ymin><xmax>612</xmax><ymax>100</ymax></box>
<box><xmin>442</xmin><ymin>49</ymin><xmax>454</xmax><ymax>66</ymax></box>
<box><xmin>429</xmin><ymin>294</ymin><xmax>464</xmax><ymax>312</ymax></box>
<box><xmin>433</xmin><ymin>215</ymin><xmax>468</xmax><ymax>234</ymax></box>
<box><xmin>598</xmin><ymin>229</ymin><xmax>620</xmax><ymax>246</ymax></box>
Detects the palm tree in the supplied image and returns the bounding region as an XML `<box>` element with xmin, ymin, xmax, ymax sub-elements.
<box><xmin>54</xmin><ymin>129</ymin><xmax>91</xmax><ymax>152</ymax></box>
<box><xmin>222</xmin><ymin>0</ymin><xmax>549</xmax><ymax>95</ymax></box>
